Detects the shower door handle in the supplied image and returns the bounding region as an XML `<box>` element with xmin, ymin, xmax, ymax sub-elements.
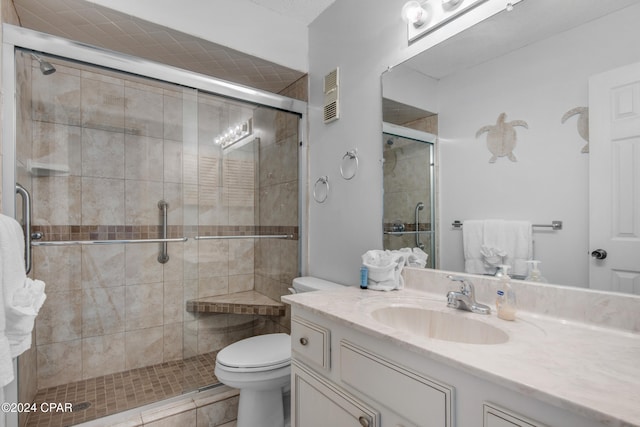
<box><xmin>414</xmin><ymin>202</ymin><xmax>425</xmax><ymax>250</ymax></box>
<box><xmin>15</xmin><ymin>183</ymin><xmax>34</xmax><ymax>274</ymax></box>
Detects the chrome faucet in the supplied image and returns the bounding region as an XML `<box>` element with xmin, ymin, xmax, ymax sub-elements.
<box><xmin>446</xmin><ymin>276</ymin><xmax>491</xmax><ymax>314</ymax></box>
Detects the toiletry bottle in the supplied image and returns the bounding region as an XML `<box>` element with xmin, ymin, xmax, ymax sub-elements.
<box><xmin>496</xmin><ymin>265</ymin><xmax>517</xmax><ymax>321</ymax></box>
<box><xmin>360</xmin><ymin>266</ymin><xmax>368</xmax><ymax>289</ymax></box>
<box><xmin>525</xmin><ymin>260</ymin><xmax>547</xmax><ymax>283</ymax></box>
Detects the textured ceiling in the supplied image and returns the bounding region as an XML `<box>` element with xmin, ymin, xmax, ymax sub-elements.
<box><xmin>13</xmin><ymin>0</ymin><xmax>311</xmax><ymax>94</ymax></box>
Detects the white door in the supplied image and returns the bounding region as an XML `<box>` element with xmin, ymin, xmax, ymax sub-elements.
<box><xmin>589</xmin><ymin>61</ymin><xmax>640</xmax><ymax>294</ymax></box>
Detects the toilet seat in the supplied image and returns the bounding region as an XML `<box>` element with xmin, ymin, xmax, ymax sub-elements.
<box><xmin>216</xmin><ymin>333</ymin><xmax>291</xmax><ymax>373</ymax></box>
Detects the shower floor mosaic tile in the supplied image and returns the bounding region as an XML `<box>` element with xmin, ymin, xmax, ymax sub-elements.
<box><xmin>25</xmin><ymin>352</ymin><xmax>218</xmax><ymax>427</ymax></box>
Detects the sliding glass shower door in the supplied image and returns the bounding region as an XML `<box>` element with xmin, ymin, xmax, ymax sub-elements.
<box><xmin>11</xmin><ymin>46</ymin><xmax>300</xmax><ymax>426</ymax></box>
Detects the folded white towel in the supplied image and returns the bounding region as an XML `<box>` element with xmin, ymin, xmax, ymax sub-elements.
<box><xmin>397</xmin><ymin>247</ymin><xmax>429</xmax><ymax>268</ymax></box>
<box><xmin>361</xmin><ymin>250</ymin><xmax>406</xmax><ymax>291</ymax></box>
<box><xmin>0</xmin><ymin>214</ymin><xmax>46</xmax><ymax>366</ymax></box>
<box><xmin>501</xmin><ymin>220</ymin><xmax>533</xmax><ymax>276</ymax></box>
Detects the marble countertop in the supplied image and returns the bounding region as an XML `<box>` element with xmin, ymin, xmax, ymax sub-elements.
<box><xmin>283</xmin><ymin>286</ymin><xmax>640</xmax><ymax>427</ymax></box>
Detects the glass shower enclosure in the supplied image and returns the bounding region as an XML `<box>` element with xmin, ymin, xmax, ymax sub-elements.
<box><xmin>2</xmin><ymin>25</ymin><xmax>304</xmax><ymax>427</ymax></box>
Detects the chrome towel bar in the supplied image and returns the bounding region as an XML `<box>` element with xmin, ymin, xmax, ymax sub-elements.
<box><xmin>31</xmin><ymin>237</ymin><xmax>189</xmax><ymax>246</ymax></box>
<box><xmin>451</xmin><ymin>220</ymin><xmax>563</xmax><ymax>230</ymax></box>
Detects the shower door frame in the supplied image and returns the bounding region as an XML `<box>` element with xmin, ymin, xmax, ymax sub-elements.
<box><xmin>1</xmin><ymin>24</ymin><xmax>309</xmax><ymax>422</ymax></box>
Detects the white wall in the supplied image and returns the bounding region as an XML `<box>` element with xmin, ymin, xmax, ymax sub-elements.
<box><xmin>438</xmin><ymin>4</ymin><xmax>640</xmax><ymax>287</ymax></box>
<box><xmin>307</xmin><ymin>0</ymin><xmax>515</xmax><ymax>284</ymax></box>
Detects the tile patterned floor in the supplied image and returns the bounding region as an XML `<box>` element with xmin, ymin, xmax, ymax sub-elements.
<box><xmin>25</xmin><ymin>352</ymin><xmax>218</xmax><ymax>427</ymax></box>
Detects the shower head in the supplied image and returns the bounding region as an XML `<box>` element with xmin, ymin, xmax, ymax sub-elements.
<box><xmin>31</xmin><ymin>53</ymin><xmax>56</xmax><ymax>75</ymax></box>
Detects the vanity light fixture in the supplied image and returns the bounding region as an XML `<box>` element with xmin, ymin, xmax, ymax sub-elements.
<box><xmin>402</xmin><ymin>0</ymin><xmax>521</xmax><ymax>44</ymax></box>
<box><xmin>214</xmin><ymin>118</ymin><xmax>253</xmax><ymax>150</ymax></box>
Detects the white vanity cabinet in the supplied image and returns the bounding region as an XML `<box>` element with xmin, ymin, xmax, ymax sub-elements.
<box><xmin>289</xmin><ymin>306</ymin><xmax>609</xmax><ymax>427</ymax></box>
<box><xmin>290</xmin><ymin>313</ymin><xmax>453</xmax><ymax>427</ymax></box>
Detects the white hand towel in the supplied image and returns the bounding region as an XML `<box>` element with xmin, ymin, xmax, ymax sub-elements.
<box><xmin>398</xmin><ymin>247</ymin><xmax>429</xmax><ymax>268</ymax></box>
<box><xmin>481</xmin><ymin>219</ymin><xmax>508</xmax><ymax>269</ymax></box>
<box><xmin>463</xmin><ymin>220</ymin><xmax>491</xmax><ymax>274</ymax></box>
<box><xmin>501</xmin><ymin>220</ymin><xmax>532</xmax><ymax>276</ymax></box>
<box><xmin>0</xmin><ymin>214</ymin><xmax>46</xmax><ymax>363</ymax></box>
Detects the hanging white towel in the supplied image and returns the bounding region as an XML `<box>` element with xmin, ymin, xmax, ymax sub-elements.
<box><xmin>0</xmin><ymin>214</ymin><xmax>46</xmax><ymax>370</ymax></box>
<box><xmin>463</xmin><ymin>220</ymin><xmax>492</xmax><ymax>274</ymax></box>
<box><xmin>463</xmin><ymin>219</ymin><xmax>532</xmax><ymax>276</ymax></box>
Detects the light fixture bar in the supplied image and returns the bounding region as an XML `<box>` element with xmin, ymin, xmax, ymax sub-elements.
<box><xmin>214</xmin><ymin>118</ymin><xmax>253</xmax><ymax>150</ymax></box>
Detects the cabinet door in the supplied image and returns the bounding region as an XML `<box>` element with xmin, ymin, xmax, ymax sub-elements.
<box><xmin>292</xmin><ymin>361</ymin><xmax>379</xmax><ymax>427</ymax></box>
<box><xmin>484</xmin><ymin>403</ymin><xmax>546</xmax><ymax>427</ymax></box>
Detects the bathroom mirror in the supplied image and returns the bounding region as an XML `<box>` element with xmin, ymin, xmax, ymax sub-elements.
<box><xmin>382</xmin><ymin>0</ymin><xmax>640</xmax><ymax>293</ymax></box>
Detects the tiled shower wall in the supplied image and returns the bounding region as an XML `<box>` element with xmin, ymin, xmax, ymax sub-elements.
<box><xmin>16</xmin><ymin>54</ymin><xmax>301</xmax><ymax>402</ymax></box>
<box><xmin>383</xmin><ymin>115</ymin><xmax>437</xmax><ymax>262</ymax></box>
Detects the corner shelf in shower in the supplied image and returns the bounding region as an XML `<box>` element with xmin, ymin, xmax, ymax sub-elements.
<box><xmin>186</xmin><ymin>290</ymin><xmax>286</xmax><ymax>316</ymax></box>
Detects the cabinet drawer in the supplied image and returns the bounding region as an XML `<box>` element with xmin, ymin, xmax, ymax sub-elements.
<box><xmin>484</xmin><ymin>403</ymin><xmax>547</xmax><ymax>427</ymax></box>
<box><xmin>340</xmin><ymin>341</ymin><xmax>453</xmax><ymax>427</ymax></box>
<box><xmin>291</xmin><ymin>317</ymin><xmax>330</xmax><ymax>370</ymax></box>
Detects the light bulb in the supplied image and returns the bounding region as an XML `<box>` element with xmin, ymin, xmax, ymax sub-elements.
<box><xmin>401</xmin><ymin>1</ymin><xmax>428</xmax><ymax>27</ymax></box>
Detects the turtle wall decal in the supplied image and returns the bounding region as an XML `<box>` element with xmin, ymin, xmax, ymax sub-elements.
<box><xmin>476</xmin><ymin>113</ymin><xmax>528</xmax><ymax>163</ymax></box>
<box><xmin>561</xmin><ymin>106</ymin><xmax>589</xmax><ymax>153</ymax></box>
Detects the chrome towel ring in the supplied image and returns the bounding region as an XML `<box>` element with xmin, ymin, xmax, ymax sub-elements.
<box><xmin>340</xmin><ymin>149</ymin><xmax>358</xmax><ymax>180</ymax></box>
<box><xmin>313</xmin><ymin>176</ymin><xmax>329</xmax><ymax>203</ymax></box>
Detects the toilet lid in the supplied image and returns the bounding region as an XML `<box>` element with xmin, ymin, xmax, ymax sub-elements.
<box><xmin>217</xmin><ymin>333</ymin><xmax>291</xmax><ymax>370</ymax></box>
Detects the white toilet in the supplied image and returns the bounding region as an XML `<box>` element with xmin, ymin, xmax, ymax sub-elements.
<box><xmin>214</xmin><ymin>276</ymin><xmax>344</xmax><ymax>427</ymax></box>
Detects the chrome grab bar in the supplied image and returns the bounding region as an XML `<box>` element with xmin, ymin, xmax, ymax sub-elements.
<box><xmin>415</xmin><ymin>202</ymin><xmax>425</xmax><ymax>250</ymax></box>
<box><xmin>158</xmin><ymin>200</ymin><xmax>170</xmax><ymax>264</ymax></box>
<box><xmin>31</xmin><ymin>237</ymin><xmax>188</xmax><ymax>247</ymax></box>
<box><xmin>194</xmin><ymin>234</ymin><xmax>293</xmax><ymax>240</ymax></box>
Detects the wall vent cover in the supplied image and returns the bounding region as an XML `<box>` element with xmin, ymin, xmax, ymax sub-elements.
<box><xmin>323</xmin><ymin>67</ymin><xmax>339</xmax><ymax>123</ymax></box>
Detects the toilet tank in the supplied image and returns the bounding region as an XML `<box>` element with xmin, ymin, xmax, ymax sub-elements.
<box><xmin>290</xmin><ymin>276</ymin><xmax>344</xmax><ymax>293</ymax></box>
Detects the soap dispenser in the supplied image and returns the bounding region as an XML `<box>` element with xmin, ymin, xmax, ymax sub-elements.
<box><xmin>525</xmin><ymin>260</ymin><xmax>547</xmax><ymax>283</ymax></box>
<box><xmin>495</xmin><ymin>265</ymin><xmax>517</xmax><ymax>321</ymax></box>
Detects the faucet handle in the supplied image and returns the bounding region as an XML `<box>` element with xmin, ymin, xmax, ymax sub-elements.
<box><xmin>447</xmin><ymin>275</ymin><xmax>474</xmax><ymax>295</ymax></box>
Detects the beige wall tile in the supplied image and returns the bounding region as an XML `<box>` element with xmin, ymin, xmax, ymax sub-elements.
<box><xmin>228</xmin><ymin>239</ymin><xmax>254</xmax><ymax>276</ymax></box>
<box><xmin>81</xmin><ymin>177</ymin><xmax>125</xmax><ymax>225</ymax></box>
<box><xmin>33</xmin><ymin>176</ymin><xmax>82</xmax><ymax>224</ymax></box>
<box><xmin>258</xmin><ymin>181</ymin><xmax>297</xmax><ymax>227</ymax></box>
<box><xmin>82</xmin><ymin>128</ymin><xmax>125</xmax><ymax>179</ymax></box>
<box><xmin>82</xmin><ymin>286</ymin><xmax>125</xmax><ymax>337</ymax></box>
<box><xmin>164</xmin><ymin>280</ymin><xmax>184</xmax><ymax>324</ymax></box>
<box><xmin>125</xmin><ymin>283</ymin><xmax>164</xmax><ymax>330</ymax></box>
<box><xmin>198</xmin><ymin>241</ymin><xmax>229</xmax><ymax>279</ymax></box>
<box><xmin>36</xmin><ymin>340</ymin><xmax>82</xmax><ymax>389</ymax></box>
<box><xmin>124</xmin><ymin>179</ymin><xmax>164</xmax><ymax>225</ymax></box>
<box><xmin>125</xmin><ymin>244</ymin><xmax>163</xmax><ymax>285</ymax></box>
<box><xmin>33</xmin><ymin>246</ymin><xmax>82</xmax><ymax>292</ymax></box>
<box><xmin>81</xmin><ymin>77</ymin><xmax>125</xmax><ymax>132</ymax></box>
<box><xmin>163</xmin><ymin>94</ymin><xmax>184</xmax><ymax>142</ymax></box>
<box><xmin>32</xmin><ymin>121</ymin><xmax>82</xmax><ymax>176</ymax></box>
<box><xmin>124</xmin><ymin>135</ymin><xmax>164</xmax><ymax>181</ymax></box>
<box><xmin>35</xmin><ymin>290</ymin><xmax>82</xmax><ymax>345</ymax></box>
<box><xmin>197</xmin><ymin>276</ymin><xmax>228</xmax><ymax>299</ymax></box>
<box><xmin>82</xmin><ymin>332</ymin><xmax>125</xmax><ymax>379</ymax></box>
<box><xmin>125</xmin><ymin>85</ymin><xmax>163</xmax><ymax>138</ymax></box>
<box><xmin>163</xmin><ymin>323</ymin><xmax>183</xmax><ymax>362</ymax></box>
<box><xmin>228</xmin><ymin>274</ymin><xmax>254</xmax><ymax>294</ymax></box>
<box><xmin>144</xmin><ymin>409</ymin><xmax>196</xmax><ymax>427</ymax></box>
<box><xmin>163</xmin><ymin>182</ymin><xmax>184</xmax><ymax>226</ymax></box>
<box><xmin>124</xmin><ymin>326</ymin><xmax>163</xmax><ymax>369</ymax></box>
<box><xmin>82</xmin><ymin>245</ymin><xmax>126</xmax><ymax>288</ymax></box>
<box><xmin>164</xmin><ymin>140</ymin><xmax>183</xmax><ymax>183</ymax></box>
<box><xmin>196</xmin><ymin>395</ymin><xmax>239</xmax><ymax>427</ymax></box>
<box><xmin>32</xmin><ymin>70</ymin><xmax>81</xmax><ymax>126</ymax></box>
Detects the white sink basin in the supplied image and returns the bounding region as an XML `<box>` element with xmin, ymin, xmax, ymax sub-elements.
<box><xmin>370</xmin><ymin>305</ymin><xmax>509</xmax><ymax>345</ymax></box>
